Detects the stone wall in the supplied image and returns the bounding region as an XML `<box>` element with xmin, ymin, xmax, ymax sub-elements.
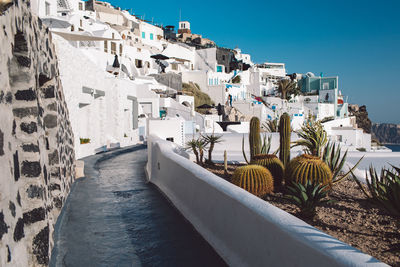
<box><xmin>0</xmin><ymin>1</ymin><xmax>75</xmax><ymax>266</ymax></box>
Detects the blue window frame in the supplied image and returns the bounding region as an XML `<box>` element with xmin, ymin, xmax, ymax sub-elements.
<box><xmin>216</xmin><ymin>66</ymin><xmax>222</xmax><ymax>72</ymax></box>
<box><xmin>142</xmin><ymin>32</ymin><xmax>145</xmax><ymax>39</ymax></box>
<box><xmin>150</xmin><ymin>33</ymin><xmax>153</xmax><ymax>40</ymax></box>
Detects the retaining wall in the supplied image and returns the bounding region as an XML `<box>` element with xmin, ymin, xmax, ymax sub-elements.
<box><xmin>146</xmin><ymin>136</ymin><xmax>387</xmax><ymax>267</ymax></box>
<box><xmin>0</xmin><ymin>1</ymin><xmax>75</xmax><ymax>266</ymax></box>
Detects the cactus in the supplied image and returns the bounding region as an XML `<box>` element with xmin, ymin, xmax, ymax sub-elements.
<box><xmin>249</xmin><ymin>117</ymin><xmax>261</xmax><ymax>161</ymax></box>
<box><xmin>232</xmin><ymin>165</ymin><xmax>274</xmax><ymax>196</ymax></box>
<box><xmin>224</xmin><ymin>150</ymin><xmax>228</xmax><ymax>176</ymax></box>
<box><xmin>285</xmin><ymin>154</ymin><xmax>333</xmax><ymax>187</ymax></box>
<box><xmin>279</xmin><ymin>113</ymin><xmax>291</xmax><ymax>167</ymax></box>
<box><xmin>251</xmin><ymin>154</ymin><xmax>284</xmax><ymax>188</ymax></box>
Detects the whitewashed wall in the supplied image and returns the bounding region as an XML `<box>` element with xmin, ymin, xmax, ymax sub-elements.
<box><xmin>54</xmin><ymin>36</ymin><xmax>141</xmax><ymax>158</ymax></box>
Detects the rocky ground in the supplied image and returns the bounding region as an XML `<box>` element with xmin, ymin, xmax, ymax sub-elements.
<box><xmin>206</xmin><ymin>163</ymin><xmax>400</xmax><ymax>266</ymax></box>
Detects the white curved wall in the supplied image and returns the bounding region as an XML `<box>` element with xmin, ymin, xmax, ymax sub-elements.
<box><xmin>146</xmin><ymin>136</ymin><xmax>387</xmax><ymax>267</ymax></box>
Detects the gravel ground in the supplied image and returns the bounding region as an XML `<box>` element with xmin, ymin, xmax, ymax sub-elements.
<box><xmin>206</xmin><ymin>163</ymin><xmax>400</xmax><ymax>266</ymax></box>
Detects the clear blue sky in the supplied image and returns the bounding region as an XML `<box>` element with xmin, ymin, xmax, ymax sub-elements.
<box><xmin>109</xmin><ymin>0</ymin><xmax>400</xmax><ymax>124</ymax></box>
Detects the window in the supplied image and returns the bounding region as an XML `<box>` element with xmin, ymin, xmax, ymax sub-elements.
<box><xmin>323</xmin><ymin>82</ymin><xmax>329</xmax><ymax>90</ymax></box>
<box><xmin>222</xmin><ymin>55</ymin><xmax>226</xmax><ymax>61</ymax></box>
<box><xmin>112</xmin><ymin>33</ymin><xmax>115</xmax><ymax>39</ymax></box>
<box><xmin>135</xmin><ymin>59</ymin><xmax>143</xmax><ymax>68</ymax></box>
<box><xmin>171</xmin><ymin>63</ymin><xmax>178</xmax><ymax>70</ymax></box>
<box><xmin>142</xmin><ymin>32</ymin><xmax>145</xmax><ymax>39</ymax></box>
<box><xmin>111</xmin><ymin>42</ymin><xmax>116</xmax><ymax>55</ymax></box>
<box><xmin>45</xmin><ymin>2</ymin><xmax>50</xmax><ymax>16</ymax></box>
<box><xmin>104</xmin><ymin>41</ymin><xmax>108</xmax><ymax>53</ymax></box>
<box><xmin>80</xmin><ymin>20</ymin><xmax>82</xmax><ymax>27</ymax></box>
<box><xmin>216</xmin><ymin>66</ymin><xmax>222</xmax><ymax>72</ymax></box>
<box><xmin>150</xmin><ymin>33</ymin><xmax>153</xmax><ymax>40</ymax></box>
<box><xmin>79</xmin><ymin>2</ymin><xmax>83</xmax><ymax>10</ymax></box>
<box><xmin>119</xmin><ymin>44</ymin><xmax>123</xmax><ymax>57</ymax></box>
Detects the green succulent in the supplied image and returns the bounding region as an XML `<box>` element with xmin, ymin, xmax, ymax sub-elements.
<box><xmin>322</xmin><ymin>141</ymin><xmax>363</xmax><ymax>184</ymax></box>
<box><xmin>292</xmin><ymin>120</ymin><xmax>327</xmax><ymax>158</ymax></box>
<box><xmin>285</xmin><ymin>154</ymin><xmax>333</xmax><ymax>187</ymax></box>
<box><xmin>251</xmin><ymin>154</ymin><xmax>284</xmax><ymax>188</ymax></box>
<box><xmin>232</xmin><ymin>165</ymin><xmax>274</xmax><ymax>197</ymax></box>
<box><xmin>352</xmin><ymin>165</ymin><xmax>400</xmax><ymax>217</ymax></box>
<box><xmin>284</xmin><ymin>180</ymin><xmax>333</xmax><ymax>219</ymax></box>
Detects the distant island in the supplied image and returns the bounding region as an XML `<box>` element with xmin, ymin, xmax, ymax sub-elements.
<box><xmin>372</xmin><ymin>123</ymin><xmax>400</xmax><ymax>144</ymax></box>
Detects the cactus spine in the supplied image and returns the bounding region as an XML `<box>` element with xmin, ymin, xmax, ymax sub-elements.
<box><xmin>232</xmin><ymin>165</ymin><xmax>274</xmax><ymax>196</ymax></box>
<box><xmin>249</xmin><ymin>117</ymin><xmax>261</xmax><ymax>161</ymax></box>
<box><xmin>285</xmin><ymin>154</ymin><xmax>333</xmax><ymax>187</ymax></box>
<box><xmin>251</xmin><ymin>154</ymin><xmax>284</xmax><ymax>188</ymax></box>
<box><xmin>279</xmin><ymin>113</ymin><xmax>291</xmax><ymax>167</ymax></box>
<box><xmin>224</xmin><ymin>150</ymin><xmax>228</xmax><ymax>176</ymax></box>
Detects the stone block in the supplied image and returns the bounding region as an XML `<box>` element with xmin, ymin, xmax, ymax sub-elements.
<box><xmin>13</xmin><ymin>151</ymin><xmax>20</xmax><ymax>181</ymax></box>
<box><xmin>40</xmin><ymin>85</ymin><xmax>55</xmax><ymax>98</ymax></box>
<box><xmin>32</xmin><ymin>225</ymin><xmax>49</xmax><ymax>265</ymax></box>
<box><xmin>22</xmin><ymin>143</ymin><xmax>39</xmax><ymax>152</ymax></box>
<box><xmin>0</xmin><ymin>212</ymin><xmax>9</xmax><ymax>239</ymax></box>
<box><xmin>0</xmin><ymin>129</ymin><xmax>4</xmax><ymax>156</ymax></box>
<box><xmin>12</xmin><ymin>107</ymin><xmax>38</xmax><ymax>118</ymax></box>
<box><xmin>9</xmin><ymin>201</ymin><xmax>16</xmax><ymax>217</ymax></box>
<box><xmin>13</xmin><ymin>218</ymin><xmax>24</xmax><ymax>242</ymax></box>
<box><xmin>26</xmin><ymin>185</ymin><xmax>44</xmax><ymax>199</ymax></box>
<box><xmin>15</xmin><ymin>88</ymin><xmax>36</xmax><ymax>101</ymax></box>
<box><xmin>48</xmin><ymin>150</ymin><xmax>59</xmax><ymax>165</ymax></box>
<box><xmin>16</xmin><ymin>55</ymin><xmax>31</xmax><ymax>68</ymax></box>
<box><xmin>20</xmin><ymin>121</ymin><xmax>37</xmax><ymax>134</ymax></box>
<box><xmin>21</xmin><ymin>161</ymin><xmax>41</xmax><ymax>177</ymax></box>
<box><xmin>23</xmin><ymin>207</ymin><xmax>46</xmax><ymax>225</ymax></box>
<box><xmin>43</xmin><ymin>114</ymin><xmax>57</xmax><ymax>128</ymax></box>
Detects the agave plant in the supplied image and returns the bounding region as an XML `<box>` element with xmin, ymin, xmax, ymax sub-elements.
<box><xmin>323</xmin><ymin>141</ymin><xmax>363</xmax><ymax>184</ymax></box>
<box><xmin>284</xmin><ymin>180</ymin><xmax>333</xmax><ymax>219</ymax></box>
<box><xmin>292</xmin><ymin>120</ymin><xmax>327</xmax><ymax>157</ymax></box>
<box><xmin>202</xmin><ymin>133</ymin><xmax>224</xmax><ymax>164</ymax></box>
<box><xmin>242</xmin><ymin>134</ymin><xmax>272</xmax><ymax>164</ymax></box>
<box><xmin>352</xmin><ymin>165</ymin><xmax>400</xmax><ymax>217</ymax></box>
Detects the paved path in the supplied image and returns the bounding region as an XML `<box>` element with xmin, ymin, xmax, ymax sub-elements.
<box><xmin>50</xmin><ymin>145</ymin><xmax>225</xmax><ymax>267</ymax></box>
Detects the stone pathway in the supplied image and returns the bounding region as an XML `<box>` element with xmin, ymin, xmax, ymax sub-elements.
<box><xmin>50</xmin><ymin>145</ymin><xmax>225</xmax><ymax>267</ymax></box>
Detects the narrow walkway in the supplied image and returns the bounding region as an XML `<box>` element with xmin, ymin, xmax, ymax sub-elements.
<box><xmin>50</xmin><ymin>145</ymin><xmax>225</xmax><ymax>267</ymax></box>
